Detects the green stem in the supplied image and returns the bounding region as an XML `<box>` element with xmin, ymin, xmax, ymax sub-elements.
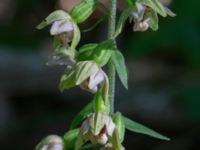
<box><xmin>108</xmin><ymin>0</ymin><xmax>117</xmax><ymax>114</ymax></box>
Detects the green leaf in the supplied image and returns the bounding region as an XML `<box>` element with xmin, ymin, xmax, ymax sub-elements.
<box><xmin>36</xmin><ymin>10</ymin><xmax>71</xmax><ymax>30</ymax></box>
<box><xmin>70</xmin><ymin>0</ymin><xmax>98</xmax><ymax>24</ymax></box>
<box><xmin>90</xmin><ymin>40</ymin><xmax>116</xmax><ymax>67</ymax></box>
<box><xmin>75</xmin><ymin>61</ymin><xmax>99</xmax><ymax>85</ymax></box>
<box><xmin>111</xmin><ymin>51</ymin><xmax>128</xmax><ymax>89</ymax></box>
<box><xmin>63</xmin><ymin>129</ymin><xmax>79</xmax><ymax>149</ymax></box>
<box><xmin>78</xmin><ymin>43</ymin><xmax>98</xmax><ymax>61</ymax></box>
<box><xmin>70</xmin><ymin>101</ymin><xmax>94</xmax><ymax>129</ymax></box>
<box><xmin>115</xmin><ymin>8</ymin><xmax>131</xmax><ymax>38</ymax></box>
<box><xmin>123</xmin><ymin>116</ymin><xmax>170</xmax><ymax>141</ymax></box>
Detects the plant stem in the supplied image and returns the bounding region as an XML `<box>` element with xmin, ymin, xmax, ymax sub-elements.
<box><xmin>108</xmin><ymin>0</ymin><xmax>117</xmax><ymax>114</ymax></box>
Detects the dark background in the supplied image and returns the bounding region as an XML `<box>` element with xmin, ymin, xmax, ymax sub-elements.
<box><xmin>0</xmin><ymin>0</ymin><xmax>200</xmax><ymax>149</ymax></box>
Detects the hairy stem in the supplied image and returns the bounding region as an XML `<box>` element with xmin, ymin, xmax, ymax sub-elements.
<box><xmin>108</xmin><ymin>0</ymin><xmax>117</xmax><ymax>114</ymax></box>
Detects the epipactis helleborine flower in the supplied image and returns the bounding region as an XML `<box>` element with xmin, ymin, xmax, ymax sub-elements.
<box><xmin>81</xmin><ymin>69</ymin><xmax>106</xmax><ymax>93</ymax></box>
<box><xmin>131</xmin><ymin>0</ymin><xmax>175</xmax><ymax>32</ymax></box>
<box><xmin>50</xmin><ymin>19</ymin><xmax>74</xmax><ymax>45</ymax></box>
<box><xmin>77</xmin><ymin>112</ymin><xmax>116</xmax><ymax>147</ymax></box>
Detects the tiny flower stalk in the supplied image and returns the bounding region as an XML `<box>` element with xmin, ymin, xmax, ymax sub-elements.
<box><xmin>36</xmin><ymin>0</ymin><xmax>175</xmax><ymax>149</ymax></box>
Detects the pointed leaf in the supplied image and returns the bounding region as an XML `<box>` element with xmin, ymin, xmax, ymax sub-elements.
<box><xmin>123</xmin><ymin>116</ymin><xmax>170</xmax><ymax>141</ymax></box>
<box><xmin>90</xmin><ymin>40</ymin><xmax>116</xmax><ymax>67</ymax></box>
<box><xmin>111</xmin><ymin>51</ymin><xmax>128</xmax><ymax>89</ymax></box>
<box><xmin>115</xmin><ymin>8</ymin><xmax>131</xmax><ymax>38</ymax></box>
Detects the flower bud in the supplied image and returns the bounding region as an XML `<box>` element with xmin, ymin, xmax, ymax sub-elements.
<box><xmin>35</xmin><ymin>135</ymin><xmax>64</xmax><ymax>150</ymax></box>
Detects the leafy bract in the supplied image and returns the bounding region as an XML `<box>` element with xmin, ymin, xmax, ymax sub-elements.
<box><xmin>111</xmin><ymin>51</ymin><xmax>128</xmax><ymax>89</ymax></box>
<box><xmin>123</xmin><ymin>116</ymin><xmax>170</xmax><ymax>141</ymax></box>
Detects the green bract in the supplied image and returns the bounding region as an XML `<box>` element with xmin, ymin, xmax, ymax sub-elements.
<box><xmin>111</xmin><ymin>51</ymin><xmax>128</xmax><ymax>89</ymax></box>
<box><xmin>78</xmin><ymin>40</ymin><xmax>116</xmax><ymax>67</ymax></box>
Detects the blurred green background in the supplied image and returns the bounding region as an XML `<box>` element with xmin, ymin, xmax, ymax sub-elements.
<box><xmin>0</xmin><ymin>0</ymin><xmax>200</xmax><ymax>150</ymax></box>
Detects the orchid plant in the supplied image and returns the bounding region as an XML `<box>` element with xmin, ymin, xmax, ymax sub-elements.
<box><xmin>35</xmin><ymin>0</ymin><xmax>175</xmax><ymax>150</ymax></box>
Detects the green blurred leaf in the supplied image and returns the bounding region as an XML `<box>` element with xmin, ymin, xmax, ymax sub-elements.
<box><xmin>123</xmin><ymin>116</ymin><xmax>170</xmax><ymax>141</ymax></box>
<box><xmin>111</xmin><ymin>51</ymin><xmax>128</xmax><ymax>89</ymax></box>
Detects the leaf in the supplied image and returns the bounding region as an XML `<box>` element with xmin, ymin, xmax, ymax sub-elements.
<box><xmin>70</xmin><ymin>0</ymin><xmax>98</xmax><ymax>24</ymax></box>
<box><xmin>63</xmin><ymin>129</ymin><xmax>79</xmax><ymax>149</ymax></box>
<box><xmin>70</xmin><ymin>101</ymin><xmax>94</xmax><ymax>129</ymax></box>
<box><xmin>75</xmin><ymin>61</ymin><xmax>99</xmax><ymax>85</ymax></box>
<box><xmin>123</xmin><ymin>116</ymin><xmax>170</xmax><ymax>141</ymax></box>
<box><xmin>115</xmin><ymin>8</ymin><xmax>131</xmax><ymax>38</ymax></box>
<box><xmin>90</xmin><ymin>40</ymin><xmax>116</xmax><ymax>67</ymax></box>
<box><xmin>78</xmin><ymin>43</ymin><xmax>98</xmax><ymax>61</ymax></box>
<box><xmin>36</xmin><ymin>10</ymin><xmax>70</xmax><ymax>30</ymax></box>
<box><xmin>111</xmin><ymin>51</ymin><xmax>128</xmax><ymax>89</ymax></box>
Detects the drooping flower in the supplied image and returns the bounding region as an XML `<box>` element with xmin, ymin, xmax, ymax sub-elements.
<box><xmin>75</xmin><ymin>112</ymin><xmax>116</xmax><ymax>149</ymax></box>
<box><xmin>81</xmin><ymin>69</ymin><xmax>106</xmax><ymax>93</ymax></box>
<box><xmin>131</xmin><ymin>0</ymin><xmax>176</xmax><ymax>32</ymax></box>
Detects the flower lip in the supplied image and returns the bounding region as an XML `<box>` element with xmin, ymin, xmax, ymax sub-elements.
<box><xmin>50</xmin><ymin>19</ymin><xmax>74</xmax><ymax>35</ymax></box>
<box><xmin>81</xmin><ymin>69</ymin><xmax>105</xmax><ymax>93</ymax></box>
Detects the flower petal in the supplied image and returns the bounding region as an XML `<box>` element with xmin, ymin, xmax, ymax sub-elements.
<box><xmin>50</xmin><ymin>19</ymin><xmax>74</xmax><ymax>35</ymax></box>
<box><xmin>88</xmin><ymin>70</ymin><xmax>105</xmax><ymax>93</ymax></box>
